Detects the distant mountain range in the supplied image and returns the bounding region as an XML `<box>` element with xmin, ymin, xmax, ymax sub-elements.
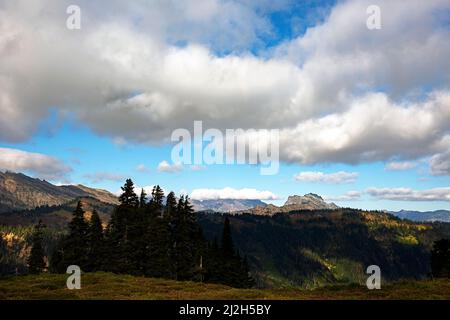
<box><xmin>191</xmin><ymin>199</ymin><xmax>266</xmax><ymax>213</ymax></box>
<box><xmin>390</xmin><ymin>210</ymin><xmax>450</xmax><ymax>223</ymax></box>
<box><xmin>0</xmin><ymin>171</ymin><xmax>118</xmax><ymax>213</ymax></box>
<box><xmin>1</xmin><ymin>171</ymin><xmax>450</xmax><ymax>224</ymax></box>
<box><xmin>191</xmin><ymin>193</ymin><xmax>339</xmax><ymax>214</ymax></box>
<box><xmin>236</xmin><ymin>193</ymin><xmax>339</xmax><ymax>216</ymax></box>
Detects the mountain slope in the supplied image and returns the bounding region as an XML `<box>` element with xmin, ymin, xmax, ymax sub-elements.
<box><xmin>191</xmin><ymin>199</ymin><xmax>266</xmax><ymax>212</ymax></box>
<box><xmin>0</xmin><ymin>197</ymin><xmax>115</xmax><ymax>229</ymax></box>
<box><xmin>284</xmin><ymin>193</ymin><xmax>338</xmax><ymax>209</ymax></box>
<box><xmin>390</xmin><ymin>210</ymin><xmax>450</xmax><ymax>223</ymax></box>
<box><xmin>0</xmin><ymin>171</ymin><xmax>118</xmax><ymax>213</ymax></box>
<box><xmin>199</xmin><ymin>209</ymin><xmax>450</xmax><ymax>288</ymax></box>
<box><xmin>237</xmin><ymin>193</ymin><xmax>339</xmax><ymax>216</ymax></box>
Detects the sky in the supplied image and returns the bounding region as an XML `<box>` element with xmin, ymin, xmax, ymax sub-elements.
<box><xmin>1</xmin><ymin>0</ymin><xmax>450</xmax><ymax>211</ymax></box>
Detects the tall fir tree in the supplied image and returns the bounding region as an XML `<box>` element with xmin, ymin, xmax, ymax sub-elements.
<box><xmin>221</xmin><ymin>217</ymin><xmax>234</xmax><ymax>258</ymax></box>
<box><xmin>139</xmin><ymin>188</ymin><xmax>147</xmax><ymax>208</ymax></box>
<box><xmin>431</xmin><ymin>239</ymin><xmax>450</xmax><ymax>278</ymax></box>
<box><xmin>151</xmin><ymin>185</ymin><xmax>165</xmax><ymax>217</ymax></box>
<box><xmin>106</xmin><ymin>179</ymin><xmax>139</xmax><ymax>273</ymax></box>
<box><xmin>48</xmin><ymin>178</ymin><xmax>249</xmax><ymax>287</ymax></box>
<box><xmin>165</xmin><ymin>191</ymin><xmax>177</xmax><ymax>219</ymax></box>
<box><xmin>65</xmin><ymin>201</ymin><xmax>89</xmax><ymax>269</ymax></box>
<box><xmin>204</xmin><ymin>216</ymin><xmax>254</xmax><ymax>288</ymax></box>
<box><xmin>86</xmin><ymin>209</ymin><xmax>104</xmax><ymax>271</ymax></box>
<box><xmin>119</xmin><ymin>179</ymin><xmax>139</xmax><ymax>208</ymax></box>
<box><xmin>28</xmin><ymin>220</ymin><xmax>46</xmax><ymax>274</ymax></box>
<box><xmin>170</xmin><ymin>196</ymin><xmax>203</xmax><ymax>280</ymax></box>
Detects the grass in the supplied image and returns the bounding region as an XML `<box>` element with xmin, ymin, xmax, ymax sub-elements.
<box><xmin>0</xmin><ymin>272</ymin><xmax>449</xmax><ymax>300</ymax></box>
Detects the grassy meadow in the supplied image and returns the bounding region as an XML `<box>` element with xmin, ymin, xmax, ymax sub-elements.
<box><xmin>0</xmin><ymin>272</ymin><xmax>449</xmax><ymax>300</ymax></box>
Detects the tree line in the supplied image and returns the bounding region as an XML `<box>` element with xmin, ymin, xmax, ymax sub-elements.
<box><xmin>28</xmin><ymin>179</ymin><xmax>254</xmax><ymax>288</ymax></box>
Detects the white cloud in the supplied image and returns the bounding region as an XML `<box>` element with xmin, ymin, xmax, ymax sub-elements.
<box><xmin>114</xmin><ymin>184</ymin><xmax>155</xmax><ymax>197</ymax></box>
<box><xmin>430</xmin><ymin>151</ymin><xmax>450</xmax><ymax>176</ymax></box>
<box><xmin>0</xmin><ymin>0</ymin><xmax>450</xmax><ymax>167</ymax></box>
<box><xmin>294</xmin><ymin>171</ymin><xmax>358</xmax><ymax>184</ymax></box>
<box><xmin>366</xmin><ymin>187</ymin><xmax>450</xmax><ymax>202</ymax></box>
<box><xmin>0</xmin><ymin>147</ymin><xmax>71</xmax><ymax>180</ymax></box>
<box><xmin>279</xmin><ymin>92</ymin><xmax>450</xmax><ymax>164</ymax></box>
<box><xmin>83</xmin><ymin>172</ymin><xmax>125</xmax><ymax>183</ymax></box>
<box><xmin>157</xmin><ymin>160</ymin><xmax>183</xmax><ymax>173</ymax></box>
<box><xmin>190</xmin><ymin>187</ymin><xmax>278</xmax><ymax>200</ymax></box>
<box><xmin>385</xmin><ymin>161</ymin><xmax>418</xmax><ymax>171</ymax></box>
<box><xmin>325</xmin><ymin>191</ymin><xmax>361</xmax><ymax>202</ymax></box>
<box><xmin>135</xmin><ymin>164</ymin><xmax>149</xmax><ymax>173</ymax></box>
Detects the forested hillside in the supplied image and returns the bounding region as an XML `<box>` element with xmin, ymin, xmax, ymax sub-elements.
<box><xmin>199</xmin><ymin>210</ymin><xmax>450</xmax><ymax>287</ymax></box>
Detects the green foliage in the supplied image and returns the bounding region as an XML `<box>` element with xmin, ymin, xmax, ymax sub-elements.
<box><xmin>86</xmin><ymin>209</ymin><xmax>104</xmax><ymax>271</ymax></box>
<box><xmin>0</xmin><ymin>225</ymin><xmax>59</xmax><ymax>276</ymax></box>
<box><xmin>27</xmin><ymin>220</ymin><xmax>46</xmax><ymax>274</ymax></box>
<box><xmin>431</xmin><ymin>239</ymin><xmax>450</xmax><ymax>278</ymax></box>
<box><xmin>60</xmin><ymin>201</ymin><xmax>89</xmax><ymax>270</ymax></box>
<box><xmin>151</xmin><ymin>185</ymin><xmax>165</xmax><ymax>210</ymax></box>
<box><xmin>118</xmin><ymin>179</ymin><xmax>139</xmax><ymax>208</ymax></box>
<box><xmin>198</xmin><ymin>210</ymin><xmax>450</xmax><ymax>288</ymax></box>
<box><xmin>46</xmin><ymin>179</ymin><xmax>250</xmax><ymax>288</ymax></box>
<box><xmin>203</xmin><ymin>217</ymin><xmax>254</xmax><ymax>288</ymax></box>
<box><xmin>139</xmin><ymin>189</ymin><xmax>147</xmax><ymax>208</ymax></box>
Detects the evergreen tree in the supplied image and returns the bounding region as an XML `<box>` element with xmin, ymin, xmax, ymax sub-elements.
<box><xmin>241</xmin><ymin>256</ymin><xmax>255</xmax><ymax>288</ymax></box>
<box><xmin>431</xmin><ymin>239</ymin><xmax>450</xmax><ymax>278</ymax></box>
<box><xmin>204</xmin><ymin>216</ymin><xmax>254</xmax><ymax>288</ymax></box>
<box><xmin>221</xmin><ymin>217</ymin><xmax>234</xmax><ymax>257</ymax></box>
<box><xmin>28</xmin><ymin>220</ymin><xmax>46</xmax><ymax>274</ymax></box>
<box><xmin>169</xmin><ymin>196</ymin><xmax>204</xmax><ymax>280</ymax></box>
<box><xmin>49</xmin><ymin>236</ymin><xmax>65</xmax><ymax>273</ymax></box>
<box><xmin>105</xmin><ymin>179</ymin><xmax>139</xmax><ymax>273</ymax></box>
<box><xmin>87</xmin><ymin>209</ymin><xmax>104</xmax><ymax>271</ymax></box>
<box><xmin>151</xmin><ymin>185</ymin><xmax>165</xmax><ymax>217</ymax></box>
<box><xmin>204</xmin><ymin>237</ymin><xmax>222</xmax><ymax>283</ymax></box>
<box><xmin>139</xmin><ymin>188</ymin><xmax>147</xmax><ymax>208</ymax></box>
<box><xmin>119</xmin><ymin>179</ymin><xmax>139</xmax><ymax>208</ymax></box>
<box><xmin>47</xmin><ymin>178</ymin><xmax>242</xmax><ymax>286</ymax></box>
<box><xmin>63</xmin><ymin>201</ymin><xmax>89</xmax><ymax>270</ymax></box>
<box><xmin>165</xmin><ymin>191</ymin><xmax>177</xmax><ymax>219</ymax></box>
<box><xmin>144</xmin><ymin>214</ymin><xmax>171</xmax><ymax>278</ymax></box>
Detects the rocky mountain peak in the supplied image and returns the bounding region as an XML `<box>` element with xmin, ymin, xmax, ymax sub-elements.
<box><xmin>284</xmin><ymin>193</ymin><xmax>335</xmax><ymax>209</ymax></box>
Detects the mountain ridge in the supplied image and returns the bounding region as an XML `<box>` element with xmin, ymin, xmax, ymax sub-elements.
<box><xmin>235</xmin><ymin>193</ymin><xmax>340</xmax><ymax>216</ymax></box>
<box><xmin>191</xmin><ymin>199</ymin><xmax>266</xmax><ymax>213</ymax></box>
<box><xmin>0</xmin><ymin>171</ymin><xmax>118</xmax><ymax>213</ymax></box>
<box><xmin>390</xmin><ymin>209</ymin><xmax>450</xmax><ymax>223</ymax></box>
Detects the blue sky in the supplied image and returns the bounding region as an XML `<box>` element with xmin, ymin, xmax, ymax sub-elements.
<box><xmin>3</xmin><ymin>117</ymin><xmax>450</xmax><ymax>211</ymax></box>
<box><xmin>1</xmin><ymin>0</ymin><xmax>450</xmax><ymax>211</ymax></box>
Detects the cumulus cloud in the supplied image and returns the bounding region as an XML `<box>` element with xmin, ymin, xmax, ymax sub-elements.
<box><xmin>325</xmin><ymin>191</ymin><xmax>361</xmax><ymax>202</ymax></box>
<box><xmin>385</xmin><ymin>161</ymin><xmax>418</xmax><ymax>171</ymax></box>
<box><xmin>190</xmin><ymin>187</ymin><xmax>278</xmax><ymax>200</ymax></box>
<box><xmin>135</xmin><ymin>164</ymin><xmax>149</xmax><ymax>173</ymax></box>
<box><xmin>157</xmin><ymin>161</ymin><xmax>183</xmax><ymax>173</ymax></box>
<box><xmin>430</xmin><ymin>151</ymin><xmax>450</xmax><ymax>176</ymax></box>
<box><xmin>294</xmin><ymin>171</ymin><xmax>358</xmax><ymax>184</ymax></box>
<box><xmin>279</xmin><ymin>92</ymin><xmax>450</xmax><ymax>164</ymax></box>
<box><xmin>366</xmin><ymin>187</ymin><xmax>450</xmax><ymax>202</ymax></box>
<box><xmin>0</xmin><ymin>147</ymin><xmax>71</xmax><ymax>180</ymax></box>
<box><xmin>83</xmin><ymin>172</ymin><xmax>125</xmax><ymax>184</ymax></box>
<box><xmin>0</xmin><ymin>0</ymin><xmax>450</xmax><ymax>167</ymax></box>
